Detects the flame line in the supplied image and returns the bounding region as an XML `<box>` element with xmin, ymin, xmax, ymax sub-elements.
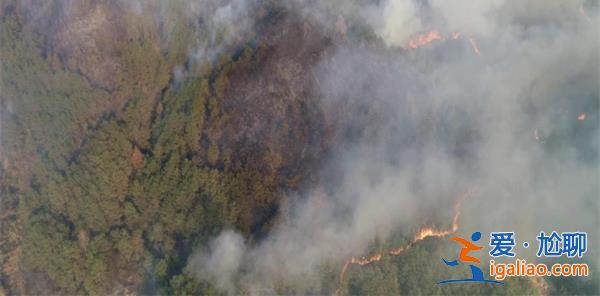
<box><xmin>334</xmin><ymin>189</ymin><xmax>472</xmax><ymax>295</ymax></box>
<box><xmin>406</xmin><ymin>31</ymin><xmax>481</xmax><ymax>56</ymax></box>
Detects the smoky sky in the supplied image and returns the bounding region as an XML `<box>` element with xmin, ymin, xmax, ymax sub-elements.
<box><xmin>185</xmin><ymin>0</ymin><xmax>599</xmax><ymax>293</ymax></box>
<box><xmin>7</xmin><ymin>0</ymin><xmax>597</xmax><ymax>294</ymax></box>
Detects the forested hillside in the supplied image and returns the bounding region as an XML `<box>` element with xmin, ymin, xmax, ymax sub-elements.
<box><xmin>0</xmin><ymin>0</ymin><xmax>598</xmax><ymax>295</ymax></box>
<box><xmin>0</xmin><ymin>2</ymin><xmax>333</xmax><ymax>293</ymax></box>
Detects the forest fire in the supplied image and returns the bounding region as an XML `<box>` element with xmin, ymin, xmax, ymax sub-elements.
<box><xmin>0</xmin><ymin>0</ymin><xmax>596</xmax><ymax>294</ymax></box>
<box><xmin>389</xmin><ymin>190</ymin><xmax>463</xmax><ymax>255</ymax></box>
<box><xmin>335</xmin><ymin>189</ymin><xmax>471</xmax><ymax>295</ymax></box>
<box><xmin>406</xmin><ymin>30</ymin><xmax>481</xmax><ymax>56</ymax></box>
<box><xmin>407</xmin><ymin>30</ymin><xmax>444</xmax><ymax>49</ymax></box>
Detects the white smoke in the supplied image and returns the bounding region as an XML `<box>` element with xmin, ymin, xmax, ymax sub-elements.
<box><xmin>185</xmin><ymin>0</ymin><xmax>256</xmax><ymax>62</ymax></box>
<box><xmin>372</xmin><ymin>0</ymin><xmax>424</xmax><ymax>47</ymax></box>
<box><xmin>190</xmin><ymin>0</ymin><xmax>598</xmax><ymax>293</ymax></box>
<box><xmin>186</xmin><ymin>230</ymin><xmax>246</xmax><ymax>292</ymax></box>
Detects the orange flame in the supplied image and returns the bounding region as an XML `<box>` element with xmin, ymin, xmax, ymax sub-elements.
<box><xmin>406</xmin><ymin>31</ymin><xmax>481</xmax><ymax>56</ymax></box>
<box><xmin>407</xmin><ymin>30</ymin><xmax>444</xmax><ymax>49</ymax></box>
<box><xmin>335</xmin><ymin>189</ymin><xmax>471</xmax><ymax>295</ymax></box>
<box><xmin>578</xmin><ymin>112</ymin><xmax>586</xmax><ymax>121</ymax></box>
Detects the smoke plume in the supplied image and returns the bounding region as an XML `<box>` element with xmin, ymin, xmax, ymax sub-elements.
<box><xmin>189</xmin><ymin>0</ymin><xmax>599</xmax><ymax>293</ymax></box>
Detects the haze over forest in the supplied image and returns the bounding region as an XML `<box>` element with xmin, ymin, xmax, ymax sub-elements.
<box><xmin>0</xmin><ymin>0</ymin><xmax>598</xmax><ymax>294</ymax></box>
